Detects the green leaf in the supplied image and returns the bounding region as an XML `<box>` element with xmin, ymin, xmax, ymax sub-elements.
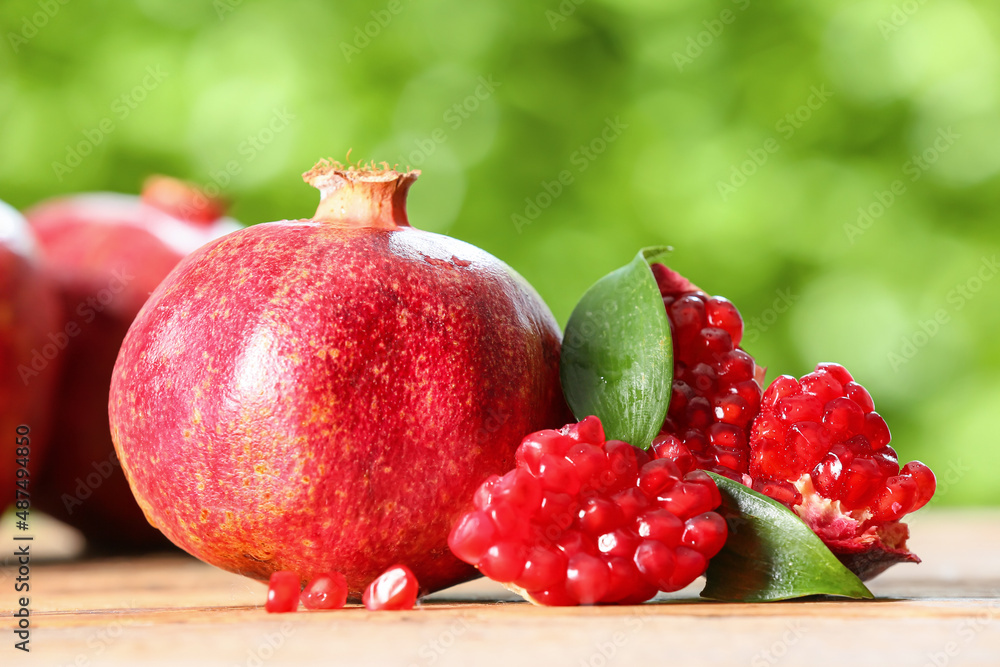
<box><xmin>559</xmin><ymin>246</ymin><xmax>673</xmax><ymax>449</ymax></box>
<box><xmin>701</xmin><ymin>473</ymin><xmax>874</xmax><ymax>602</ymax></box>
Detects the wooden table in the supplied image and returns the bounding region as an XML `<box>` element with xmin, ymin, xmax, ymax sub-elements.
<box><xmin>2</xmin><ymin>509</ymin><xmax>999</xmax><ymax>666</ymax></box>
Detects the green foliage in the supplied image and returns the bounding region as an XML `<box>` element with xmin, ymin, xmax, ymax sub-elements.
<box><xmin>2</xmin><ymin>0</ymin><xmax>997</xmax><ymax>503</ymax></box>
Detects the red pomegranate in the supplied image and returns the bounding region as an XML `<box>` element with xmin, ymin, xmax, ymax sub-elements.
<box><xmin>109</xmin><ymin>161</ymin><xmax>568</xmax><ymax>597</ymax></box>
<box><xmin>649</xmin><ymin>263</ymin><xmax>934</xmax><ymax>579</ymax></box>
<box><xmin>26</xmin><ymin>178</ymin><xmax>240</xmax><ymax>551</ymax></box>
<box><xmin>1</xmin><ymin>200</ymin><xmax>61</xmax><ymax>509</ymax></box>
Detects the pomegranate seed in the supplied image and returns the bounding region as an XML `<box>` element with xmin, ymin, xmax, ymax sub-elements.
<box><xmin>705</xmin><ymin>296</ymin><xmax>743</xmax><ymax>343</ymax></box>
<box><xmin>682</xmin><ymin>512</ymin><xmax>728</xmax><ymax>557</ymax></box>
<box><xmin>565</xmin><ymin>415</ymin><xmax>605</xmax><ymax>443</ymax></box>
<box><xmin>265</xmin><ymin>571</ymin><xmax>300</xmax><ymax>613</ymax></box>
<box><xmin>448</xmin><ymin>511</ymin><xmax>496</xmax><ymax>563</ymax></box>
<box><xmin>579</xmin><ymin>497</ymin><xmax>626</xmax><ymax>535</ymax></box>
<box><xmin>634</xmin><ymin>540</ymin><xmax>677</xmax><ymax>589</ymax></box>
<box><xmin>816</xmin><ymin>362</ymin><xmax>853</xmax><ymax>385</ymax></box>
<box><xmin>863</xmin><ymin>412</ymin><xmax>891</xmax><ymax>450</ymax></box>
<box><xmin>845</xmin><ymin>382</ymin><xmax>875</xmax><ymax>412</ymax></box>
<box><xmin>478</xmin><ymin>542</ymin><xmax>526</xmax><ymax>582</ymax></box>
<box><xmin>362</xmin><ymin>565</ymin><xmax>419</xmax><ymax>611</ymax></box>
<box><xmin>491</xmin><ymin>468</ymin><xmax>543</xmax><ymax>512</ymax></box>
<box><xmin>664</xmin><ymin>547</ymin><xmax>708</xmax><ymax>592</ymax></box>
<box><xmin>799</xmin><ymin>370</ymin><xmax>843</xmax><ymax>403</ymax></box>
<box><xmin>635</xmin><ymin>509</ymin><xmax>683</xmax><ymax>546</ymax></box>
<box><xmin>611</xmin><ymin>487</ymin><xmax>650</xmax><ymax>522</ymax></box>
<box><xmin>473</xmin><ymin>475</ymin><xmax>501</xmax><ymax>510</ymax></box>
<box><xmin>566</xmin><ymin>553</ymin><xmax>611</xmax><ymax>604</ymax></box>
<box><xmin>604</xmin><ymin>556</ymin><xmax>655</xmax><ymax>603</ymax></box>
<box><xmin>638</xmin><ymin>458</ymin><xmax>682</xmax><ymax>496</ymax></box>
<box><xmin>822</xmin><ymin>397</ymin><xmax>864</xmax><ymax>436</ymax></box>
<box><xmin>871</xmin><ymin>475</ymin><xmax>917</xmax><ymax>522</ymax></box>
<box><xmin>535</xmin><ymin>454</ymin><xmax>581</xmax><ymax>494</ymax></box>
<box><xmin>657</xmin><ymin>481</ymin><xmax>717</xmax><ymax>518</ymax></box>
<box><xmin>300</xmin><ymin>572</ymin><xmax>348</xmax><ymax>610</ymax></box>
<box><xmin>597</xmin><ymin>528</ymin><xmax>642</xmax><ymax>558</ymax></box>
<box><xmin>515</xmin><ymin>546</ymin><xmax>567</xmax><ymax>592</ymax></box>
<box><xmin>902</xmin><ymin>461</ymin><xmax>936</xmax><ymax>511</ymax></box>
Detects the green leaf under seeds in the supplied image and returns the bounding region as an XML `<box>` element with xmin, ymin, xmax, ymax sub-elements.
<box><xmin>701</xmin><ymin>473</ymin><xmax>875</xmax><ymax>602</ymax></box>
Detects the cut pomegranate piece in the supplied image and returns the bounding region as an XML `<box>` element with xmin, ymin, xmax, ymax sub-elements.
<box><xmin>647</xmin><ymin>263</ymin><xmax>935</xmax><ymax>580</ymax></box>
<box><xmin>300</xmin><ymin>572</ymin><xmax>349</xmax><ymax>610</ymax></box>
<box><xmin>362</xmin><ymin>565</ymin><xmax>419</xmax><ymax>611</ymax></box>
<box><xmin>265</xmin><ymin>571</ymin><xmax>300</xmax><ymax>613</ymax></box>
<box><xmin>449</xmin><ymin>416</ymin><xmax>727</xmax><ymax>605</ymax></box>
<box><xmin>650</xmin><ymin>263</ymin><xmax>763</xmax><ymax>481</ymax></box>
<box><xmin>749</xmin><ymin>363</ymin><xmax>936</xmax><ymax>579</ymax></box>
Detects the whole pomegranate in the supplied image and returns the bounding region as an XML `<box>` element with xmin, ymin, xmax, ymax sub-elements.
<box><xmin>109</xmin><ymin>161</ymin><xmax>568</xmax><ymax>597</ymax></box>
<box><xmin>1</xmin><ymin>200</ymin><xmax>61</xmax><ymax>509</ymax></box>
<box><xmin>26</xmin><ymin>177</ymin><xmax>240</xmax><ymax>551</ymax></box>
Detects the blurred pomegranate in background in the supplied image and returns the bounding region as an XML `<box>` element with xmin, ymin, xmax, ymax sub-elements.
<box><xmin>26</xmin><ymin>177</ymin><xmax>241</xmax><ymax>552</ymax></box>
<box><xmin>1</xmin><ymin>199</ymin><xmax>62</xmax><ymax>510</ymax></box>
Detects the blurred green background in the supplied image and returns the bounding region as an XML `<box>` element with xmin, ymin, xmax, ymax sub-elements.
<box><xmin>1</xmin><ymin>0</ymin><xmax>997</xmax><ymax>505</ymax></box>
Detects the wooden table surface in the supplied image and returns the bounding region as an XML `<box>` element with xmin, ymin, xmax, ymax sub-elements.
<box><xmin>2</xmin><ymin>508</ymin><xmax>999</xmax><ymax>666</ymax></box>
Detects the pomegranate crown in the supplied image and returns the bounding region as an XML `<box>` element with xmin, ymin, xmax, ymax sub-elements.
<box><xmin>303</xmin><ymin>158</ymin><xmax>420</xmax><ymax>229</ymax></box>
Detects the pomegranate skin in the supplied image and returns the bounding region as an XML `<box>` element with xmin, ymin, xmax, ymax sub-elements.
<box><xmin>1</xmin><ymin>200</ymin><xmax>61</xmax><ymax>509</ymax></box>
<box><xmin>109</xmin><ymin>165</ymin><xmax>568</xmax><ymax>597</ymax></box>
<box><xmin>26</xmin><ymin>180</ymin><xmax>240</xmax><ymax>551</ymax></box>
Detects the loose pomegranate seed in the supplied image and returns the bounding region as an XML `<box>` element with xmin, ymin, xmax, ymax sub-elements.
<box><xmin>265</xmin><ymin>571</ymin><xmax>300</xmax><ymax>613</ymax></box>
<box><xmin>300</xmin><ymin>572</ymin><xmax>348</xmax><ymax>610</ymax></box>
<box><xmin>448</xmin><ymin>416</ymin><xmax>727</xmax><ymax>605</ymax></box>
<box><xmin>362</xmin><ymin>565</ymin><xmax>419</xmax><ymax>611</ymax></box>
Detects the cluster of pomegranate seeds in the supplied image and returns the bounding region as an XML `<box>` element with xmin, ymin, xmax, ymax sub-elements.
<box><xmin>362</xmin><ymin>565</ymin><xmax>419</xmax><ymax>611</ymax></box>
<box><xmin>448</xmin><ymin>416</ymin><xmax>728</xmax><ymax>605</ymax></box>
<box><xmin>300</xmin><ymin>572</ymin><xmax>349</xmax><ymax>610</ymax></box>
<box><xmin>265</xmin><ymin>571</ymin><xmax>301</xmax><ymax>613</ymax></box>
<box><xmin>750</xmin><ymin>363</ymin><xmax>935</xmax><ymax>545</ymax></box>
<box><xmin>649</xmin><ymin>263</ymin><xmax>763</xmax><ymax>481</ymax></box>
